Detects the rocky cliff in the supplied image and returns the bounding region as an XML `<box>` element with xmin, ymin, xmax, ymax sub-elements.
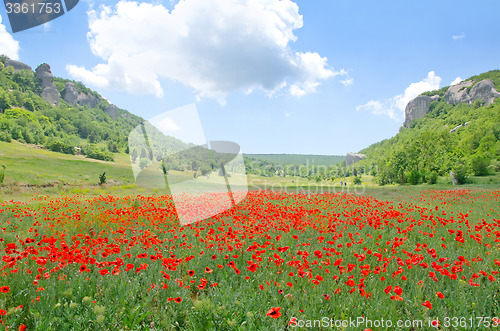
<box><xmin>62</xmin><ymin>82</ymin><xmax>100</xmax><ymax>108</ymax></box>
<box><xmin>404</xmin><ymin>77</ymin><xmax>500</xmax><ymax>128</ymax></box>
<box><xmin>35</xmin><ymin>63</ymin><xmax>60</xmax><ymax>106</ymax></box>
<box><xmin>4</xmin><ymin>59</ymin><xmax>32</xmax><ymax>72</ymax></box>
<box><xmin>346</xmin><ymin>153</ymin><xmax>366</xmax><ymax>166</ymax></box>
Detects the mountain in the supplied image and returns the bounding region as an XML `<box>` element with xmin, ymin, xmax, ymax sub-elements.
<box><xmin>0</xmin><ymin>56</ymin><xmax>202</xmax><ymax>165</ymax></box>
<box><xmin>355</xmin><ymin>70</ymin><xmax>500</xmax><ymax>185</ymax></box>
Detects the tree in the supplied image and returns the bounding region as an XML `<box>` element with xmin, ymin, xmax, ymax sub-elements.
<box><xmin>99</xmin><ymin>172</ymin><xmax>106</xmax><ymax>185</ymax></box>
<box><xmin>161</xmin><ymin>159</ymin><xmax>168</xmax><ymax>175</ymax></box>
<box><xmin>0</xmin><ymin>164</ymin><xmax>5</xmax><ymax>185</ymax></box>
<box><xmin>139</xmin><ymin>158</ymin><xmax>149</xmax><ymax>170</ymax></box>
<box><xmin>471</xmin><ymin>155</ymin><xmax>490</xmax><ymax>176</ymax></box>
<box><xmin>131</xmin><ymin>149</ymin><xmax>138</xmax><ymax>163</ymax></box>
<box><xmin>140</xmin><ymin>148</ymin><xmax>147</xmax><ymax>159</ymax></box>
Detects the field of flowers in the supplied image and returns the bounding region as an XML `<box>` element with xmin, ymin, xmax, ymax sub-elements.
<box><xmin>0</xmin><ymin>189</ymin><xmax>500</xmax><ymax>330</ymax></box>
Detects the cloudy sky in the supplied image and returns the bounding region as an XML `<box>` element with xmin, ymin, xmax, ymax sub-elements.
<box><xmin>1</xmin><ymin>0</ymin><xmax>499</xmax><ymax>154</ymax></box>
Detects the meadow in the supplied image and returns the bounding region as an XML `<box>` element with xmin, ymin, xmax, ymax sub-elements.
<box><xmin>0</xmin><ymin>187</ymin><xmax>499</xmax><ymax>330</ymax></box>
<box><xmin>2</xmin><ymin>142</ymin><xmax>500</xmax><ymax>330</ymax></box>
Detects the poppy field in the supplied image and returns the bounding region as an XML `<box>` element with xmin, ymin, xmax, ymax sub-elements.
<box><xmin>1</xmin><ymin>189</ymin><xmax>500</xmax><ymax>330</ymax></box>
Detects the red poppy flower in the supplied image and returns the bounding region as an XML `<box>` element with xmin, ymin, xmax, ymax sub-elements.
<box><xmin>204</xmin><ymin>267</ymin><xmax>213</xmax><ymax>274</ymax></box>
<box><xmin>422</xmin><ymin>300</ymin><xmax>432</xmax><ymax>309</ymax></box>
<box><xmin>188</xmin><ymin>270</ymin><xmax>195</xmax><ymax>277</ymax></box>
<box><xmin>174</xmin><ymin>297</ymin><xmax>182</xmax><ymax>303</ymax></box>
<box><xmin>437</xmin><ymin>292</ymin><xmax>444</xmax><ymax>299</ymax></box>
<box><xmin>0</xmin><ymin>286</ymin><xmax>10</xmax><ymax>293</ymax></box>
<box><xmin>267</xmin><ymin>307</ymin><xmax>282</xmax><ymax>319</ymax></box>
<box><xmin>393</xmin><ymin>286</ymin><xmax>402</xmax><ymax>296</ymax></box>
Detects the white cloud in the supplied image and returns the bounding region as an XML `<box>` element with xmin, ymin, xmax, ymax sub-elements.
<box><xmin>68</xmin><ymin>0</ymin><xmax>346</xmax><ymax>101</ymax></box>
<box><xmin>157</xmin><ymin>117</ymin><xmax>180</xmax><ymax>132</ymax></box>
<box><xmin>340</xmin><ymin>78</ymin><xmax>354</xmax><ymax>86</ymax></box>
<box><xmin>452</xmin><ymin>32</ymin><xmax>466</xmax><ymax>40</ymax></box>
<box><xmin>0</xmin><ymin>15</ymin><xmax>20</xmax><ymax>60</ymax></box>
<box><xmin>356</xmin><ymin>71</ymin><xmax>442</xmax><ymax>122</ymax></box>
<box><xmin>450</xmin><ymin>77</ymin><xmax>463</xmax><ymax>86</ymax></box>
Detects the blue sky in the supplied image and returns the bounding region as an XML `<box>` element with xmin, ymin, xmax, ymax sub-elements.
<box><xmin>1</xmin><ymin>0</ymin><xmax>499</xmax><ymax>155</ymax></box>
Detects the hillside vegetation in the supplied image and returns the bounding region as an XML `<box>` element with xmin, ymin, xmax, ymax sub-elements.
<box><xmin>0</xmin><ymin>56</ymin><xmax>142</xmax><ymax>162</ymax></box>
<box><xmin>358</xmin><ymin>70</ymin><xmax>500</xmax><ymax>185</ymax></box>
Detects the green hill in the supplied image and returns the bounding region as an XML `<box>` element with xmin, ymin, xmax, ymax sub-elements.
<box><xmin>244</xmin><ymin>154</ymin><xmax>344</xmax><ymax>166</ymax></box>
<box><xmin>357</xmin><ymin>70</ymin><xmax>500</xmax><ymax>185</ymax></box>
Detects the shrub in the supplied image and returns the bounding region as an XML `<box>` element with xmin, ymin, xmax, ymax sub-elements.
<box><xmin>85</xmin><ymin>145</ymin><xmax>114</xmax><ymax>162</ymax></box>
<box><xmin>406</xmin><ymin>169</ymin><xmax>421</xmax><ymax>185</ymax></box>
<box><xmin>99</xmin><ymin>172</ymin><xmax>106</xmax><ymax>185</ymax></box>
<box><xmin>0</xmin><ymin>164</ymin><xmax>5</xmax><ymax>185</ymax></box>
<box><xmin>353</xmin><ymin>176</ymin><xmax>362</xmax><ymax>185</ymax></box>
<box><xmin>427</xmin><ymin>172</ymin><xmax>438</xmax><ymax>185</ymax></box>
<box><xmin>138</xmin><ymin>158</ymin><xmax>150</xmax><ymax>170</ymax></box>
<box><xmin>452</xmin><ymin>164</ymin><xmax>468</xmax><ymax>185</ymax></box>
<box><xmin>46</xmin><ymin>141</ymin><xmax>75</xmax><ymax>155</ymax></box>
<box><xmin>0</xmin><ymin>131</ymin><xmax>11</xmax><ymax>143</ymax></box>
<box><xmin>471</xmin><ymin>155</ymin><xmax>490</xmax><ymax>176</ymax></box>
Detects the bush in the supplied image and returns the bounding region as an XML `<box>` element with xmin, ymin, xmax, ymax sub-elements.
<box><xmin>0</xmin><ymin>131</ymin><xmax>11</xmax><ymax>142</ymax></box>
<box><xmin>452</xmin><ymin>164</ymin><xmax>468</xmax><ymax>185</ymax></box>
<box><xmin>471</xmin><ymin>155</ymin><xmax>490</xmax><ymax>176</ymax></box>
<box><xmin>406</xmin><ymin>169</ymin><xmax>421</xmax><ymax>185</ymax></box>
<box><xmin>99</xmin><ymin>172</ymin><xmax>106</xmax><ymax>185</ymax></box>
<box><xmin>46</xmin><ymin>141</ymin><xmax>75</xmax><ymax>155</ymax></box>
<box><xmin>427</xmin><ymin>172</ymin><xmax>438</xmax><ymax>185</ymax></box>
<box><xmin>0</xmin><ymin>164</ymin><xmax>5</xmax><ymax>185</ymax></box>
<box><xmin>138</xmin><ymin>158</ymin><xmax>149</xmax><ymax>170</ymax></box>
<box><xmin>353</xmin><ymin>176</ymin><xmax>362</xmax><ymax>185</ymax></box>
<box><xmin>85</xmin><ymin>147</ymin><xmax>114</xmax><ymax>162</ymax></box>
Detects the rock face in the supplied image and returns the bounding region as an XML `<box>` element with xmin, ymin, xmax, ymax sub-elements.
<box><xmin>62</xmin><ymin>82</ymin><xmax>79</xmax><ymax>107</ymax></box>
<box><xmin>35</xmin><ymin>63</ymin><xmax>60</xmax><ymax>106</ymax></box>
<box><xmin>77</xmin><ymin>93</ymin><xmax>99</xmax><ymax>109</ymax></box>
<box><xmin>346</xmin><ymin>153</ymin><xmax>367</xmax><ymax>167</ymax></box>
<box><xmin>444</xmin><ymin>80</ymin><xmax>474</xmax><ymax>105</ymax></box>
<box><xmin>4</xmin><ymin>59</ymin><xmax>32</xmax><ymax>72</ymax></box>
<box><xmin>469</xmin><ymin>79</ymin><xmax>500</xmax><ymax>106</ymax></box>
<box><xmin>105</xmin><ymin>105</ymin><xmax>118</xmax><ymax>120</ymax></box>
<box><xmin>404</xmin><ymin>95</ymin><xmax>432</xmax><ymax>128</ymax></box>
<box><xmin>62</xmin><ymin>81</ymin><xmax>101</xmax><ymax>109</ymax></box>
<box><xmin>404</xmin><ymin>79</ymin><xmax>500</xmax><ymax>128</ymax></box>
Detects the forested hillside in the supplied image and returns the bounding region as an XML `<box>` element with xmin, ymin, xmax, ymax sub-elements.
<box><xmin>358</xmin><ymin>70</ymin><xmax>500</xmax><ymax>185</ymax></box>
<box><xmin>0</xmin><ymin>55</ymin><xmax>142</xmax><ymax>162</ymax></box>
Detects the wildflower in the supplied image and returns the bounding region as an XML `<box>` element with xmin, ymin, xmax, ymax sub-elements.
<box><xmin>267</xmin><ymin>307</ymin><xmax>282</xmax><ymax>319</ymax></box>
<box><xmin>422</xmin><ymin>300</ymin><xmax>432</xmax><ymax>309</ymax></box>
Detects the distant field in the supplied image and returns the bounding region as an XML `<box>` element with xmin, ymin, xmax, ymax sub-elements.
<box><xmin>1</xmin><ymin>141</ymin><xmax>499</xmax><ymax>202</ymax></box>
<box><xmin>244</xmin><ymin>153</ymin><xmax>345</xmax><ymax>165</ymax></box>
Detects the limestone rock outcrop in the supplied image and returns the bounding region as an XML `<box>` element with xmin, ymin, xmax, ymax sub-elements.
<box><xmin>62</xmin><ymin>82</ymin><xmax>79</xmax><ymax>107</ymax></box>
<box><xmin>4</xmin><ymin>59</ymin><xmax>32</xmax><ymax>72</ymax></box>
<box><xmin>444</xmin><ymin>80</ymin><xmax>474</xmax><ymax>105</ymax></box>
<box><xmin>62</xmin><ymin>81</ymin><xmax>101</xmax><ymax>109</ymax></box>
<box><xmin>346</xmin><ymin>153</ymin><xmax>367</xmax><ymax>167</ymax></box>
<box><xmin>404</xmin><ymin>79</ymin><xmax>500</xmax><ymax>128</ymax></box>
<box><xmin>469</xmin><ymin>79</ymin><xmax>500</xmax><ymax>106</ymax></box>
<box><xmin>35</xmin><ymin>63</ymin><xmax>60</xmax><ymax>106</ymax></box>
<box><xmin>77</xmin><ymin>93</ymin><xmax>99</xmax><ymax>109</ymax></box>
<box><xmin>105</xmin><ymin>105</ymin><xmax>118</xmax><ymax>120</ymax></box>
<box><xmin>404</xmin><ymin>95</ymin><xmax>432</xmax><ymax>128</ymax></box>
